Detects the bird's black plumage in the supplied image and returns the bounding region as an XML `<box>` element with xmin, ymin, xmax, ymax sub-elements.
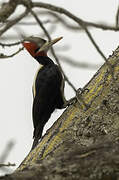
<box><xmin>23</xmin><ymin>36</ymin><xmax>66</xmax><ymax>150</ymax></box>
<box><xmin>32</xmin><ymin>56</ymin><xmax>65</xmax><ymax>149</ymax></box>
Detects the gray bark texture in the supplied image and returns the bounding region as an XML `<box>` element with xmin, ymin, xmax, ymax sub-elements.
<box><xmin>1</xmin><ymin>47</ymin><xmax>119</xmax><ymax>180</ymax></box>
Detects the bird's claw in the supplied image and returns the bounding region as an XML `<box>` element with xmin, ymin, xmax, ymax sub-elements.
<box><xmin>63</xmin><ymin>88</ymin><xmax>89</xmax><ymax>108</ymax></box>
<box><xmin>77</xmin><ymin>87</ymin><xmax>89</xmax><ymax>94</ymax></box>
<box><xmin>63</xmin><ymin>97</ymin><xmax>76</xmax><ymax>108</ymax></box>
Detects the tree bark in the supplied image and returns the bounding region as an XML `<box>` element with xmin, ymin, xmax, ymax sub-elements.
<box><xmin>1</xmin><ymin>47</ymin><xmax>119</xmax><ymax>179</ymax></box>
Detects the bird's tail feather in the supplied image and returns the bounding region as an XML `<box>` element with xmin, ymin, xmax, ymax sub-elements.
<box><xmin>31</xmin><ymin>125</ymin><xmax>44</xmax><ymax>150</ymax></box>
<box><xmin>31</xmin><ymin>138</ymin><xmax>39</xmax><ymax>150</ymax></box>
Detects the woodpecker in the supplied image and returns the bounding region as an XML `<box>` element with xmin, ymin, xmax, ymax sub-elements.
<box><xmin>23</xmin><ymin>36</ymin><xmax>69</xmax><ymax>150</ymax></box>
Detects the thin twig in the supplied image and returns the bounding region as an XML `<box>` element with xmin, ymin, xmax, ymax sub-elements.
<box><xmin>36</xmin><ymin>11</ymin><xmax>119</xmax><ymax>31</ymax></box>
<box><xmin>0</xmin><ymin>141</ymin><xmax>15</xmax><ymax>163</ymax></box>
<box><xmin>31</xmin><ymin>2</ymin><xmax>115</xmax><ymax>80</ymax></box>
<box><xmin>0</xmin><ymin>9</ymin><xmax>29</xmax><ymax>37</ymax></box>
<box><xmin>84</xmin><ymin>27</ymin><xmax>114</xmax><ymax>79</ymax></box>
<box><xmin>3</xmin><ymin>1</ymin><xmax>119</xmax><ymax>32</ymax></box>
<box><xmin>0</xmin><ymin>141</ymin><xmax>15</xmax><ymax>172</ymax></box>
<box><xmin>58</xmin><ymin>55</ymin><xmax>100</xmax><ymax>69</ymax></box>
<box><xmin>4</xmin><ymin>19</ymin><xmax>52</xmax><ymax>26</ymax></box>
<box><xmin>85</xmin><ymin>21</ymin><xmax>119</xmax><ymax>31</ymax></box>
<box><xmin>30</xmin><ymin>10</ymin><xmax>51</xmax><ymax>39</ymax></box>
<box><xmin>116</xmin><ymin>6</ymin><xmax>119</xmax><ymax>27</ymax></box>
<box><xmin>0</xmin><ymin>1</ymin><xmax>118</xmax><ymax>61</ymax></box>
<box><xmin>84</xmin><ymin>27</ymin><xmax>107</xmax><ymax>61</ymax></box>
<box><xmin>0</xmin><ymin>47</ymin><xmax>24</xmax><ymax>58</ymax></box>
<box><xmin>0</xmin><ymin>35</ymin><xmax>23</xmax><ymax>41</ymax></box>
<box><xmin>0</xmin><ymin>162</ymin><xmax>15</xmax><ymax>168</ymax></box>
<box><xmin>32</xmin><ymin>3</ymin><xmax>106</xmax><ymax>62</ymax></box>
<box><xmin>0</xmin><ymin>1</ymin><xmax>116</xmax><ymax>63</ymax></box>
<box><xmin>0</xmin><ymin>40</ymin><xmax>22</xmax><ymax>47</ymax></box>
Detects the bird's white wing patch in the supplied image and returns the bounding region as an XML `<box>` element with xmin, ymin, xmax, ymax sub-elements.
<box><xmin>32</xmin><ymin>65</ymin><xmax>43</xmax><ymax>98</ymax></box>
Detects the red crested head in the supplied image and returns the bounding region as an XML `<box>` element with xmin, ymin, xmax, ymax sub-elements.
<box><xmin>23</xmin><ymin>36</ymin><xmax>63</xmax><ymax>58</ymax></box>
<box><xmin>23</xmin><ymin>42</ymin><xmax>38</xmax><ymax>57</ymax></box>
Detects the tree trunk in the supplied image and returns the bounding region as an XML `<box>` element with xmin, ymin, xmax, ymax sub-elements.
<box><xmin>1</xmin><ymin>47</ymin><xmax>119</xmax><ymax>180</ymax></box>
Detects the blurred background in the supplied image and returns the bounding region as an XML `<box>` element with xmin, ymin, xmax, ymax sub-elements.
<box><xmin>0</xmin><ymin>0</ymin><xmax>118</xmax><ymax>175</ymax></box>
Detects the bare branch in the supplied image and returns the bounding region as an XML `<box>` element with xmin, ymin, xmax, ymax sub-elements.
<box><xmin>84</xmin><ymin>27</ymin><xmax>114</xmax><ymax>79</ymax></box>
<box><xmin>0</xmin><ymin>47</ymin><xmax>24</xmax><ymax>58</ymax></box>
<box><xmin>1</xmin><ymin>0</ymin><xmax>119</xmax><ymax>32</ymax></box>
<box><xmin>116</xmin><ymin>6</ymin><xmax>119</xmax><ymax>27</ymax></box>
<box><xmin>0</xmin><ymin>41</ymin><xmax>22</xmax><ymax>47</ymax></box>
<box><xmin>4</xmin><ymin>19</ymin><xmax>52</xmax><ymax>26</ymax></box>
<box><xmin>38</xmin><ymin>11</ymin><xmax>119</xmax><ymax>31</ymax></box>
<box><xmin>36</xmin><ymin>11</ymin><xmax>81</xmax><ymax>31</ymax></box>
<box><xmin>31</xmin><ymin>2</ymin><xmax>106</xmax><ymax>62</ymax></box>
<box><xmin>0</xmin><ymin>1</ymin><xmax>117</xmax><ymax>62</ymax></box>
<box><xmin>58</xmin><ymin>55</ymin><xmax>100</xmax><ymax>69</ymax></box>
<box><xmin>0</xmin><ymin>9</ymin><xmax>29</xmax><ymax>37</ymax></box>
<box><xmin>0</xmin><ymin>141</ymin><xmax>15</xmax><ymax>172</ymax></box>
<box><xmin>0</xmin><ymin>141</ymin><xmax>15</xmax><ymax>163</ymax></box>
<box><xmin>0</xmin><ymin>162</ymin><xmax>15</xmax><ymax>168</ymax></box>
<box><xmin>32</xmin><ymin>2</ymin><xmax>118</xmax><ymax>31</ymax></box>
<box><xmin>85</xmin><ymin>21</ymin><xmax>119</xmax><ymax>31</ymax></box>
<box><xmin>0</xmin><ymin>0</ymin><xmax>17</xmax><ymax>22</ymax></box>
<box><xmin>0</xmin><ymin>35</ymin><xmax>24</xmax><ymax>41</ymax></box>
<box><xmin>84</xmin><ymin>27</ymin><xmax>107</xmax><ymax>61</ymax></box>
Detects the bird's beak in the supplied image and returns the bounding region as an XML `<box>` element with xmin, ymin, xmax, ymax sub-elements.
<box><xmin>38</xmin><ymin>37</ymin><xmax>63</xmax><ymax>52</ymax></box>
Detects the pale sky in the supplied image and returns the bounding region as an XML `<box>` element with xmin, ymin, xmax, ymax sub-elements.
<box><xmin>0</xmin><ymin>0</ymin><xmax>118</xmax><ymax>174</ymax></box>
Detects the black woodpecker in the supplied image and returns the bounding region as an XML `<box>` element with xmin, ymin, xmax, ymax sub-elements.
<box><xmin>23</xmin><ymin>36</ymin><xmax>69</xmax><ymax>150</ymax></box>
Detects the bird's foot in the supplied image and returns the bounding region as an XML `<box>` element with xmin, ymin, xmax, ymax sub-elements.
<box><xmin>63</xmin><ymin>88</ymin><xmax>89</xmax><ymax>108</ymax></box>
<box><xmin>63</xmin><ymin>97</ymin><xmax>77</xmax><ymax>108</ymax></box>
<box><xmin>77</xmin><ymin>87</ymin><xmax>89</xmax><ymax>94</ymax></box>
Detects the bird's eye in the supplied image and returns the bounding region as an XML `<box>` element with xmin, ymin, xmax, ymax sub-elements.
<box><xmin>35</xmin><ymin>47</ymin><xmax>40</xmax><ymax>53</ymax></box>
